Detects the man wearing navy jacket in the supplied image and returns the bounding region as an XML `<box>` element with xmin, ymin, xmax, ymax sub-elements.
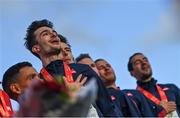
<box><xmin>95</xmin><ymin>58</ymin><xmax>144</xmax><ymax>117</ymax></box>
<box><xmin>128</xmin><ymin>52</ymin><xmax>180</xmax><ymax>117</ymax></box>
<box><xmin>24</xmin><ymin>19</ymin><xmax>120</xmax><ymax>117</ymax></box>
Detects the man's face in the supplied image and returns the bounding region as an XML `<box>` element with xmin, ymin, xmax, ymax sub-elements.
<box><xmin>77</xmin><ymin>58</ymin><xmax>100</xmax><ymax>76</ymax></box>
<box><xmin>33</xmin><ymin>26</ymin><xmax>61</xmax><ymax>56</ymax></box>
<box><xmin>16</xmin><ymin>66</ymin><xmax>40</xmax><ymax>94</ymax></box>
<box><xmin>60</xmin><ymin>42</ymin><xmax>74</xmax><ymax>64</ymax></box>
<box><xmin>95</xmin><ymin>60</ymin><xmax>116</xmax><ymax>82</ymax></box>
<box><xmin>130</xmin><ymin>54</ymin><xmax>152</xmax><ymax>82</ymax></box>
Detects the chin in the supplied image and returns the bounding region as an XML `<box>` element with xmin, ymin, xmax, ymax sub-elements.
<box><xmin>51</xmin><ymin>48</ymin><xmax>61</xmax><ymax>53</ymax></box>
<box><xmin>106</xmin><ymin>76</ymin><xmax>115</xmax><ymax>81</ymax></box>
<box><xmin>53</xmin><ymin>47</ymin><xmax>61</xmax><ymax>51</ymax></box>
<box><xmin>142</xmin><ymin>73</ymin><xmax>152</xmax><ymax>80</ymax></box>
<box><xmin>64</xmin><ymin>60</ymin><xmax>72</xmax><ymax>64</ymax></box>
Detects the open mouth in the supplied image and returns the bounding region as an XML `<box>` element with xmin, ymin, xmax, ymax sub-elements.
<box><xmin>49</xmin><ymin>39</ymin><xmax>60</xmax><ymax>45</ymax></box>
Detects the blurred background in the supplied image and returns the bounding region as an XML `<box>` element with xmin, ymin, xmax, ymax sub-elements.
<box><xmin>0</xmin><ymin>0</ymin><xmax>180</xmax><ymax>111</ymax></box>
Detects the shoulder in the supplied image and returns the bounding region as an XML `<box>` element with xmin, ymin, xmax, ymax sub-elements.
<box><xmin>158</xmin><ymin>83</ymin><xmax>179</xmax><ymax>91</ymax></box>
<box><xmin>123</xmin><ymin>89</ymin><xmax>141</xmax><ymax>94</ymax></box>
<box><xmin>69</xmin><ymin>63</ymin><xmax>98</xmax><ymax>78</ymax></box>
<box><xmin>107</xmin><ymin>88</ymin><xmax>126</xmax><ymax>99</ymax></box>
<box><xmin>69</xmin><ymin>63</ymin><xmax>91</xmax><ymax>71</ymax></box>
<box><xmin>122</xmin><ymin>89</ymin><xmax>146</xmax><ymax>98</ymax></box>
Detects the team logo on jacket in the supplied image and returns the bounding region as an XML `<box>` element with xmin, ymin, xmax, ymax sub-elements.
<box><xmin>127</xmin><ymin>92</ymin><xmax>133</xmax><ymax>96</ymax></box>
<box><xmin>163</xmin><ymin>87</ymin><xmax>169</xmax><ymax>91</ymax></box>
<box><xmin>71</xmin><ymin>69</ymin><xmax>76</xmax><ymax>74</ymax></box>
<box><xmin>111</xmin><ymin>95</ymin><xmax>116</xmax><ymax>101</ymax></box>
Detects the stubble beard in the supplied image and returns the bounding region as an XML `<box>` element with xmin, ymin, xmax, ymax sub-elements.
<box><xmin>46</xmin><ymin>47</ymin><xmax>61</xmax><ymax>57</ymax></box>
<box><xmin>104</xmin><ymin>74</ymin><xmax>116</xmax><ymax>84</ymax></box>
<box><xmin>141</xmin><ymin>70</ymin><xmax>152</xmax><ymax>82</ymax></box>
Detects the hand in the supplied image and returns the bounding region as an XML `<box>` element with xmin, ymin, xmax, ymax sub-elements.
<box><xmin>159</xmin><ymin>101</ymin><xmax>176</xmax><ymax>113</ymax></box>
<box><xmin>63</xmin><ymin>74</ymin><xmax>87</xmax><ymax>97</ymax></box>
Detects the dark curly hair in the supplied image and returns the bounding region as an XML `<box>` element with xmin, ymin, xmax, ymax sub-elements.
<box><xmin>58</xmin><ymin>34</ymin><xmax>71</xmax><ymax>48</ymax></box>
<box><xmin>94</xmin><ymin>58</ymin><xmax>105</xmax><ymax>64</ymax></box>
<box><xmin>24</xmin><ymin>19</ymin><xmax>53</xmax><ymax>59</ymax></box>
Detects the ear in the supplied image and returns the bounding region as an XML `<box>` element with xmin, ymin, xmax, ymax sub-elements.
<box><xmin>9</xmin><ymin>83</ymin><xmax>22</xmax><ymax>95</ymax></box>
<box><xmin>130</xmin><ymin>71</ymin><xmax>135</xmax><ymax>77</ymax></box>
<box><xmin>32</xmin><ymin>45</ymin><xmax>40</xmax><ymax>53</ymax></box>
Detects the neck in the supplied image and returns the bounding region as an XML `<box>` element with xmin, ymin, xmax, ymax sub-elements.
<box><xmin>16</xmin><ymin>94</ymin><xmax>21</xmax><ymax>103</ymax></box>
<box><xmin>105</xmin><ymin>82</ymin><xmax>117</xmax><ymax>89</ymax></box>
<box><xmin>40</xmin><ymin>54</ymin><xmax>63</xmax><ymax>67</ymax></box>
<box><xmin>140</xmin><ymin>76</ymin><xmax>152</xmax><ymax>83</ymax></box>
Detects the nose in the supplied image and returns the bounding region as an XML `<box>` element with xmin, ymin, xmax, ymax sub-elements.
<box><xmin>62</xmin><ymin>49</ymin><xmax>68</xmax><ymax>56</ymax></box>
<box><xmin>50</xmin><ymin>31</ymin><xmax>57</xmax><ymax>37</ymax></box>
<box><xmin>104</xmin><ymin>66</ymin><xmax>110</xmax><ymax>71</ymax></box>
<box><xmin>141</xmin><ymin>60</ymin><xmax>148</xmax><ymax>66</ymax></box>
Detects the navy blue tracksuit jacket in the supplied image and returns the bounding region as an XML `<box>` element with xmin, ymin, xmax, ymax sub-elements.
<box><xmin>107</xmin><ymin>87</ymin><xmax>141</xmax><ymax>117</ymax></box>
<box><xmin>123</xmin><ymin>89</ymin><xmax>154</xmax><ymax>117</ymax></box>
<box><xmin>40</xmin><ymin>60</ymin><xmax>121</xmax><ymax>117</ymax></box>
<box><xmin>137</xmin><ymin>78</ymin><xmax>180</xmax><ymax>117</ymax></box>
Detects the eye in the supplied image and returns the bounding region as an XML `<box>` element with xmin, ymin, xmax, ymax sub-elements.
<box><xmin>106</xmin><ymin>64</ymin><xmax>111</xmax><ymax>68</ymax></box>
<box><xmin>143</xmin><ymin>58</ymin><xmax>148</xmax><ymax>62</ymax></box>
<box><xmin>66</xmin><ymin>48</ymin><xmax>71</xmax><ymax>52</ymax></box>
<box><xmin>134</xmin><ymin>60</ymin><xmax>141</xmax><ymax>65</ymax></box>
<box><xmin>40</xmin><ymin>33</ymin><xmax>48</xmax><ymax>39</ymax></box>
<box><xmin>28</xmin><ymin>74</ymin><xmax>36</xmax><ymax>80</ymax></box>
<box><xmin>42</xmin><ymin>32</ymin><xmax>49</xmax><ymax>36</ymax></box>
<box><xmin>91</xmin><ymin>64</ymin><xmax>96</xmax><ymax>68</ymax></box>
<box><xmin>97</xmin><ymin>66</ymin><xmax>104</xmax><ymax>70</ymax></box>
<box><xmin>53</xmin><ymin>30</ymin><xmax>58</xmax><ymax>35</ymax></box>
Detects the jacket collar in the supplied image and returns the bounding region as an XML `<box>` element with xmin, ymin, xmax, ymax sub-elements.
<box><xmin>137</xmin><ymin>78</ymin><xmax>157</xmax><ymax>89</ymax></box>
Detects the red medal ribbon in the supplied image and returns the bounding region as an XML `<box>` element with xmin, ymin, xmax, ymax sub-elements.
<box><xmin>41</xmin><ymin>68</ymin><xmax>54</xmax><ymax>82</ymax></box>
<box><xmin>63</xmin><ymin>62</ymin><xmax>74</xmax><ymax>83</ymax></box>
<box><xmin>137</xmin><ymin>84</ymin><xmax>168</xmax><ymax>105</ymax></box>
<box><xmin>0</xmin><ymin>90</ymin><xmax>13</xmax><ymax>117</ymax></box>
<box><xmin>41</xmin><ymin>62</ymin><xmax>74</xmax><ymax>83</ymax></box>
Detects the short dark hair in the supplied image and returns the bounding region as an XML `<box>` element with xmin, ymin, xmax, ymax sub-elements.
<box><xmin>75</xmin><ymin>53</ymin><xmax>92</xmax><ymax>63</ymax></box>
<box><xmin>24</xmin><ymin>19</ymin><xmax>53</xmax><ymax>59</ymax></box>
<box><xmin>2</xmin><ymin>62</ymin><xmax>32</xmax><ymax>100</ymax></box>
<box><xmin>94</xmin><ymin>58</ymin><xmax>105</xmax><ymax>64</ymax></box>
<box><xmin>127</xmin><ymin>52</ymin><xmax>144</xmax><ymax>72</ymax></box>
<box><xmin>58</xmin><ymin>34</ymin><xmax>71</xmax><ymax>48</ymax></box>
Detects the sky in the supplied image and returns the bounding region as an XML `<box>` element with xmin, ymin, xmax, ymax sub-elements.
<box><xmin>0</xmin><ymin>0</ymin><xmax>180</xmax><ymax>111</ymax></box>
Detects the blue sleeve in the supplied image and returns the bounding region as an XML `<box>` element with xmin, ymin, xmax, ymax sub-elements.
<box><xmin>82</xmin><ymin>65</ymin><xmax>122</xmax><ymax>117</ymax></box>
<box><xmin>171</xmin><ymin>84</ymin><xmax>180</xmax><ymax>116</ymax></box>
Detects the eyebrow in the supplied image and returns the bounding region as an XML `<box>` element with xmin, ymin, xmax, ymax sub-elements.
<box><xmin>98</xmin><ymin>65</ymin><xmax>105</xmax><ymax>68</ymax></box>
<box><xmin>133</xmin><ymin>59</ymin><xmax>140</xmax><ymax>64</ymax></box>
<box><xmin>65</xmin><ymin>47</ymin><xmax>71</xmax><ymax>50</ymax></box>
<box><xmin>39</xmin><ymin>29</ymin><xmax>49</xmax><ymax>36</ymax></box>
<box><xmin>143</xmin><ymin>57</ymin><xmax>148</xmax><ymax>60</ymax></box>
<box><xmin>133</xmin><ymin>57</ymin><xmax>147</xmax><ymax>63</ymax></box>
